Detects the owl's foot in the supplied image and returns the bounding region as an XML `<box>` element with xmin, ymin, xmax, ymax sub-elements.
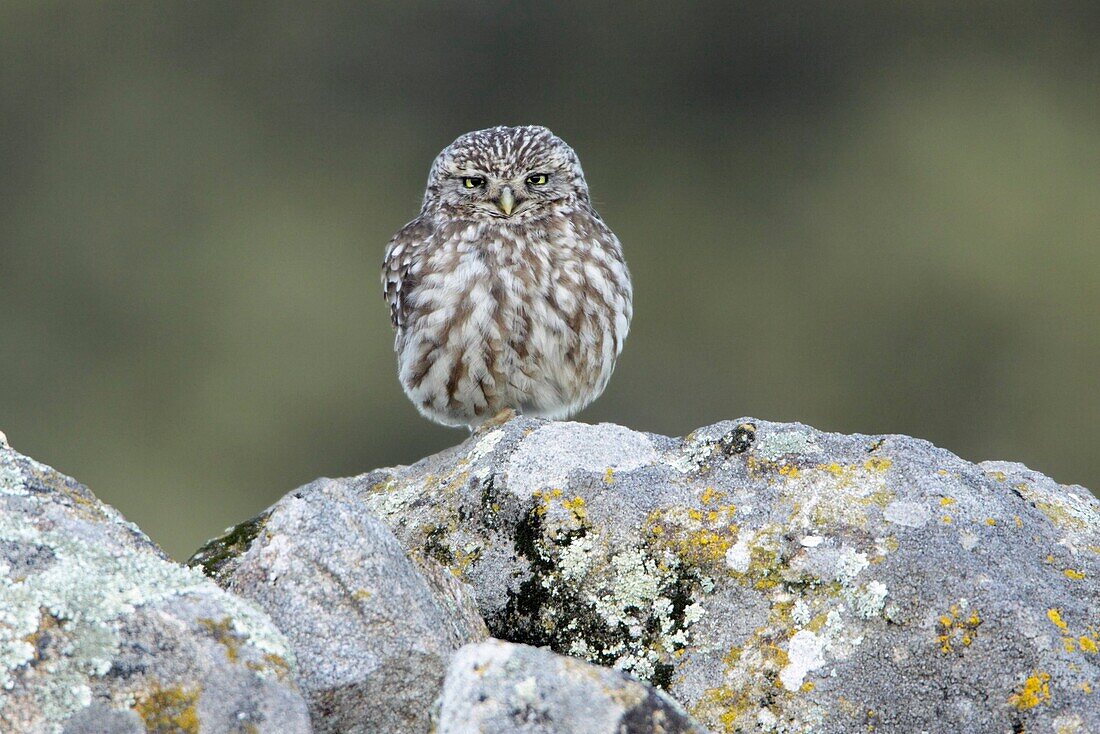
<box><xmin>474</xmin><ymin>407</ymin><xmax>517</xmax><ymax>434</ymax></box>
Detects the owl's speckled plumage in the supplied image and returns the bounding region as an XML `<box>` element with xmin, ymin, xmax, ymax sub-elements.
<box><xmin>382</xmin><ymin>125</ymin><xmax>632</xmax><ymax>427</ymax></box>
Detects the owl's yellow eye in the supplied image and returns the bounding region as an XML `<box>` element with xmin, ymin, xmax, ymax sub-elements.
<box><xmin>462</xmin><ymin>176</ymin><xmax>485</xmax><ymax>189</ymax></box>
<box><xmin>526</xmin><ymin>174</ymin><xmax>548</xmax><ymax>186</ymax></box>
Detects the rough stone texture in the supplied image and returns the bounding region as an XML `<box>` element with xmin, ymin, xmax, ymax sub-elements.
<box><xmin>0</xmin><ymin>444</ymin><xmax>311</xmax><ymax>733</ymax></box>
<box><xmin>191</xmin><ymin>478</ymin><xmax>488</xmax><ymax>734</ymax></box>
<box><xmin>198</xmin><ymin>417</ymin><xmax>1100</xmax><ymax>733</ymax></box>
<box><xmin>435</xmin><ymin>639</ymin><xmax>706</xmax><ymax>733</ymax></box>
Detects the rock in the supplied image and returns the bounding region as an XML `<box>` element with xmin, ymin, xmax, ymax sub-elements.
<box><xmin>199</xmin><ymin>417</ymin><xmax>1100</xmax><ymax>733</ymax></box>
<box><xmin>434</xmin><ymin>639</ymin><xmax>706</xmax><ymax>733</ymax></box>
<box><xmin>190</xmin><ymin>478</ymin><xmax>488</xmax><ymax>734</ymax></box>
<box><xmin>0</xmin><ymin>446</ymin><xmax>311</xmax><ymax>733</ymax></box>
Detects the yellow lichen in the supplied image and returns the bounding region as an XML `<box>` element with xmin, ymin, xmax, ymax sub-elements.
<box><xmin>693</xmin><ymin>628</ymin><xmax>794</xmax><ymax>730</ymax></box>
<box><xmin>604</xmin><ymin>467</ymin><xmax>614</xmax><ymax>484</ymax></box>
<box><xmin>700</xmin><ymin>486</ymin><xmax>725</xmax><ymax>505</ymax></box>
<box><xmin>939</xmin><ymin>497</ymin><xmax>956</xmax><ymax>507</ymax></box>
<box><xmin>198</xmin><ymin>617</ymin><xmax>241</xmax><ymax>663</ymax></box>
<box><xmin>864</xmin><ymin>457</ymin><xmax>892</xmax><ymax>472</ymax></box>
<box><xmin>133</xmin><ymin>685</ymin><xmax>201</xmax><ymax>734</ymax></box>
<box><xmin>369</xmin><ymin>477</ymin><xmax>396</xmax><ymax>494</ymax></box>
<box><xmin>856</xmin><ymin>489</ymin><xmax>896</xmax><ymax>508</ymax></box>
<box><xmin>941</xmin><ymin>515</ymin><xmax>953</xmax><ymax>524</ymax></box>
<box><xmin>562</xmin><ymin>496</ymin><xmax>588</xmax><ymax>522</ymax></box>
<box><xmin>531</xmin><ymin>487</ymin><xmax>564</xmax><ymax>516</ymax></box>
<box><xmin>1008</xmin><ymin>672</ymin><xmax>1051</xmax><ymax>710</ymax></box>
<box><xmin>987</xmin><ymin>470</ymin><xmax>1007</xmax><ymax>481</ymax></box>
<box><xmin>985</xmin><ymin>518</ymin><xmax>997</xmax><ymax>526</ymax></box>
<box><xmin>938</xmin><ymin>605</ymin><xmax>982</xmax><ymax>653</ymax></box>
<box><xmin>644</xmin><ymin>505</ymin><xmax>739</xmax><ymax>570</ymax></box>
<box><xmin>1048</xmin><ymin>608</ymin><xmax>1069</xmax><ymax>632</ymax></box>
<box><xmin>263</xmin><ymin>653</ymin><xmax>292</xmax><ymax>680</ymax></box>
<box><xmin>778</xmin><ymin>464</ymin><xmax>801</xmax><ymax>479</ymax></box>
<box><xmin>1034</xmin><ymin>501</ymin><xmax>1087</xmax><ymax>530</ymax></box>
<box><xmin>1079</xmin><ymin>637</ymin><xmax>1098</xmax><ymax>654</ymax></box>
<box><xmin>1064</xmin><ymin>568</ymin><xmax>1085</xmax><ymax>580</ymax></box>
<box><xmin>692</xmin><ymin>684</ymin><xmax>756</xmax><ymax>733</ymax></box>
<box><xmin>806</xmin><ymin>613</ymin><xmax>829</xmax><ymax>633</ymax></box>
<box><xmin>450</xmin><ymin>546</ymin><xmax>482</xmax><ymax>578</ymax></box>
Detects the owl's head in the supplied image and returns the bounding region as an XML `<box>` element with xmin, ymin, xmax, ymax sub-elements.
<box><xmin>423</xmin><ymin>125</ymin><xmax>590</xmax><ymax>224</ymax></box>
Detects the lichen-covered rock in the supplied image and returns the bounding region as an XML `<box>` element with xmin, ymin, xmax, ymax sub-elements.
<box><xmin>200</xmin><ymin>417</ymin><xmax>1100</xmax><ymax>733</ymax></box>
<box><xmin>190</xmin><ymin>478</ymin><xmax>488</xmax><ymax>733</ymax></box>
<box><xmin>0</xmin><ymin>445</ymin><xmax>310</xmax><ymax>733</ymax></box>
<box><xmin>434</xmin><ymin>639</ymin><xmax>706</xmax><ymax>733</ymax></box>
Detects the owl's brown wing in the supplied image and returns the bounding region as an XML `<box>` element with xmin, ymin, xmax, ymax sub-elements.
<box><xmin>381</xmin><ymin>217</ymin><xmax>433</xmax><ymax>334</ymax></box>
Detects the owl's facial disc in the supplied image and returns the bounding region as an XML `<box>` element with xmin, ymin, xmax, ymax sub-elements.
<box><xmin>428</xmin><ymin>125</ymin><xmax>589</xmax><ymax>223</ymax></box>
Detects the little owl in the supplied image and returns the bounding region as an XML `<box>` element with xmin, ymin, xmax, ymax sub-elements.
<box><xmin>381</xmin><ymin>125</ymin><xmax>632</xmax><ymax>428</ymax></box>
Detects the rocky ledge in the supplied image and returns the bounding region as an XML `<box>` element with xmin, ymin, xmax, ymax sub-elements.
<box><xmin>2</xmin><ymin>418</ymin><xmax>1097</xmax><ymax>733</ymax></box>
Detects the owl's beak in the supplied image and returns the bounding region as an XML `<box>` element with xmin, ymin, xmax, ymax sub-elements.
<box><xmin>496</xmin><ymin>186</ymin><xmax>516</xmax><ymax>216</ymax></box>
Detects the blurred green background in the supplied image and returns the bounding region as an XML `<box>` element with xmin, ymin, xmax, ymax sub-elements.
<box><xmin>2</xmin><ymin>3</ymin><xmax>1098</xmax><ymax>560</ymax></box>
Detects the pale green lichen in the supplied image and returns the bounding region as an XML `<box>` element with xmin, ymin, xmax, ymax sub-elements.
<box><xmin>594</xmin><ymin>548</ymin><xmax>661</xmax><ymax>627</ymax></box>
<box><xmin>466</xmin><ymin>428</ymin><xmax>504</xmax><ymax>466</ymax></box>
<box><xmin>754</xmin><ymin>429</ymin><xmax>817</xmax><ymax>462</ymax></box>
<box><xmin>852</xmin><ymin>581</ymin><xmax>889</xmax><ymax>619</ymax></box>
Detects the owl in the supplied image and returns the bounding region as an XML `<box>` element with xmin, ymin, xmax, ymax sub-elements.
<box><xmin>382</xmin><ymin>125</ymin><xmax>632</xmax><ymax>428</ymax></box>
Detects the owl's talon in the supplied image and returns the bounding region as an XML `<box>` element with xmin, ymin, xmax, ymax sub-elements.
<box><xmin>476</xmin><ymin>408</ymin><xmax>517</xmax><ymax>433</ymax></box>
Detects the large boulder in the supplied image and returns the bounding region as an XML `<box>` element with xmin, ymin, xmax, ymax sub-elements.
<box><xmin>435</xmin><ymin>639</ymin><xmax>706</xmax><ymax>733</ymax></box>
<box><xmin>0</xmin><ymin>441</ymin><xmax>310</xmax><ymax>733</ymax></box>
<box><xmin>196</xmin><ymin>417</ymin><xmax>1100</xmax><ymax>733</ymax></box>
<box><xmin>190</xmin><ymin>478</ymin><xmax>488</xmax><ymax>733</ymax></box>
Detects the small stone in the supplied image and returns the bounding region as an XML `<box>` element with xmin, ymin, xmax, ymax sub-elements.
<box><xmin>434</xmin><ymin>639</ymin><xmax>707</xmax><ymax>733</ymax></box>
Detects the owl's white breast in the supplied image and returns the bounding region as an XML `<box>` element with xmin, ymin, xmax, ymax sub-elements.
<box><xmin>397</xmin><ymin>214</ymin><xmax>629</xmax><ymax>426</ymax></box>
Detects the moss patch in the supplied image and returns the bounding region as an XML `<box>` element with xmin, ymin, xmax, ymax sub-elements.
<box><xmin>187</xmin><ymin>512</ymin><xmax>270</xmax><ymax>581</ymax></box>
